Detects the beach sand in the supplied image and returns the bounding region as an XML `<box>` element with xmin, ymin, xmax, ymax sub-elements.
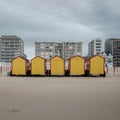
<box><xmin>0</xmin><ymin>68</ymin><xmax>120</xmax><ymax>120</ymax></box>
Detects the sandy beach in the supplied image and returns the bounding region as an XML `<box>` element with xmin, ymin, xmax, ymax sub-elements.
<box><xmin>0</xmin><ymin>68</ymin><xmax>120</xmax><ymax>120</ymax></box>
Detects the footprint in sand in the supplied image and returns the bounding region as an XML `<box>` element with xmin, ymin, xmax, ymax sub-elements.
<box><xmin>10</xmin><ymin>107</ymin><xmax>22</xmax><ymax>112</ymax></box>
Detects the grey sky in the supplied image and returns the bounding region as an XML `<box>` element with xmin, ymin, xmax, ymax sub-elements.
<box><xmin>0</xmin><ymin>0</ymin><xmax>120</xmax><ymax>58</ymax></box>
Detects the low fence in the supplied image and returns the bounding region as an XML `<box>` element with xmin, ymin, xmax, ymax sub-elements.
<box><xmin>0</xmin><ymin>63</ymin><xmax>11</xmax><ymax>74</ymax></box>
<box><xmin>105</xmin><ymin>66</ymin><xmax>119</xmax><ymax>75</ymax></box>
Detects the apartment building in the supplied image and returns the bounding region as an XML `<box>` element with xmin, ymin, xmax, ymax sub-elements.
<box><xmin>63</xmin><ymin>42</ymin><xmax>82</xmax><ymax>59</ymax></box>
<box><xmin>105</xmin><ymin>38</ymin><xmax>120</xmax><ymax>66</ymax></box>
<box><xmin>0</xmin><ymin>35</ymin><xmax>24</xmax><ymax>63</ymax></box>
<box><xmin>35</xmin><ymin>42</ymin><xmax>82</xmax><ymax>59</ymax></box>
<box><xmin>88</xmin><ymin>38</ymin><xmax>102</xmax><ymax>56</ymax></box>
<box><xmin>35</xmin><ymin>42</ymin><xmax>63</xmax><ymax>59</ymax></box>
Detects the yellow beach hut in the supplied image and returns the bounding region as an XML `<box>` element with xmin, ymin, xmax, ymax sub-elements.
<box><xmin>69</xmin><ymin>55</ymin><xmax>85</xmax><ymax>76</ymax></box>
<box><xmin>50</xmin><ymin>55</ymin><xmax>65</xmax><ymax>76</ymax></box>
<box><xmin>90</xmin><ymin>55</ymin><xmax>105</xmax><ymax>76</ymax></box>
<box><xmin>12</xmin><ymin>56</ymin><xmax>30</xmax><ymax>76</ymax></box>
<box><xmin>31</xmin><ymin>56</ymin><xmax>46</xmax><ymax>76</ymax></box>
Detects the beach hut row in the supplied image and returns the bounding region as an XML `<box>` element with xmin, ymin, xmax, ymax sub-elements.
<box><xmin>10</xmin><ymin>55</ymin><xmax>106</xmax><ymax>77</ymax></box>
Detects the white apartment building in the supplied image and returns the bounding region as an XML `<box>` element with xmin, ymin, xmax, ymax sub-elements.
<box><xmin>35</xmin><ymin>42</ymin><xmax>82</xmax><ymax>59</ymax></box>
<box><xmin>0</xmin><ymin>35</ymin><xmax>24</xmax><ymax>63</ymax></box>
<box><xmin>35</xmin><ymin>42</ymin><xmax>63</xmax><ymax>59</ymax></box>
<box><xmin>88</xmin><ymin>38</ymin><xmax>102</xmax><ymax>56</ymax></box>
<box><xmin>63</xmin><ymin>42</ymin><xmax>82</xmax><ymax>59</ymax></box>
<box><xmin>102</xmin><ymin>52</ymin><xmax>113</xmax><ymax>68</ymax></box>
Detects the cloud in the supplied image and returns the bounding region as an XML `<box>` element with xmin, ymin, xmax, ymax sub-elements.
<box><xmin>0</xmin><ymin>0</ymin><xmax>120</xmax><ymax>58</ymax></box>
